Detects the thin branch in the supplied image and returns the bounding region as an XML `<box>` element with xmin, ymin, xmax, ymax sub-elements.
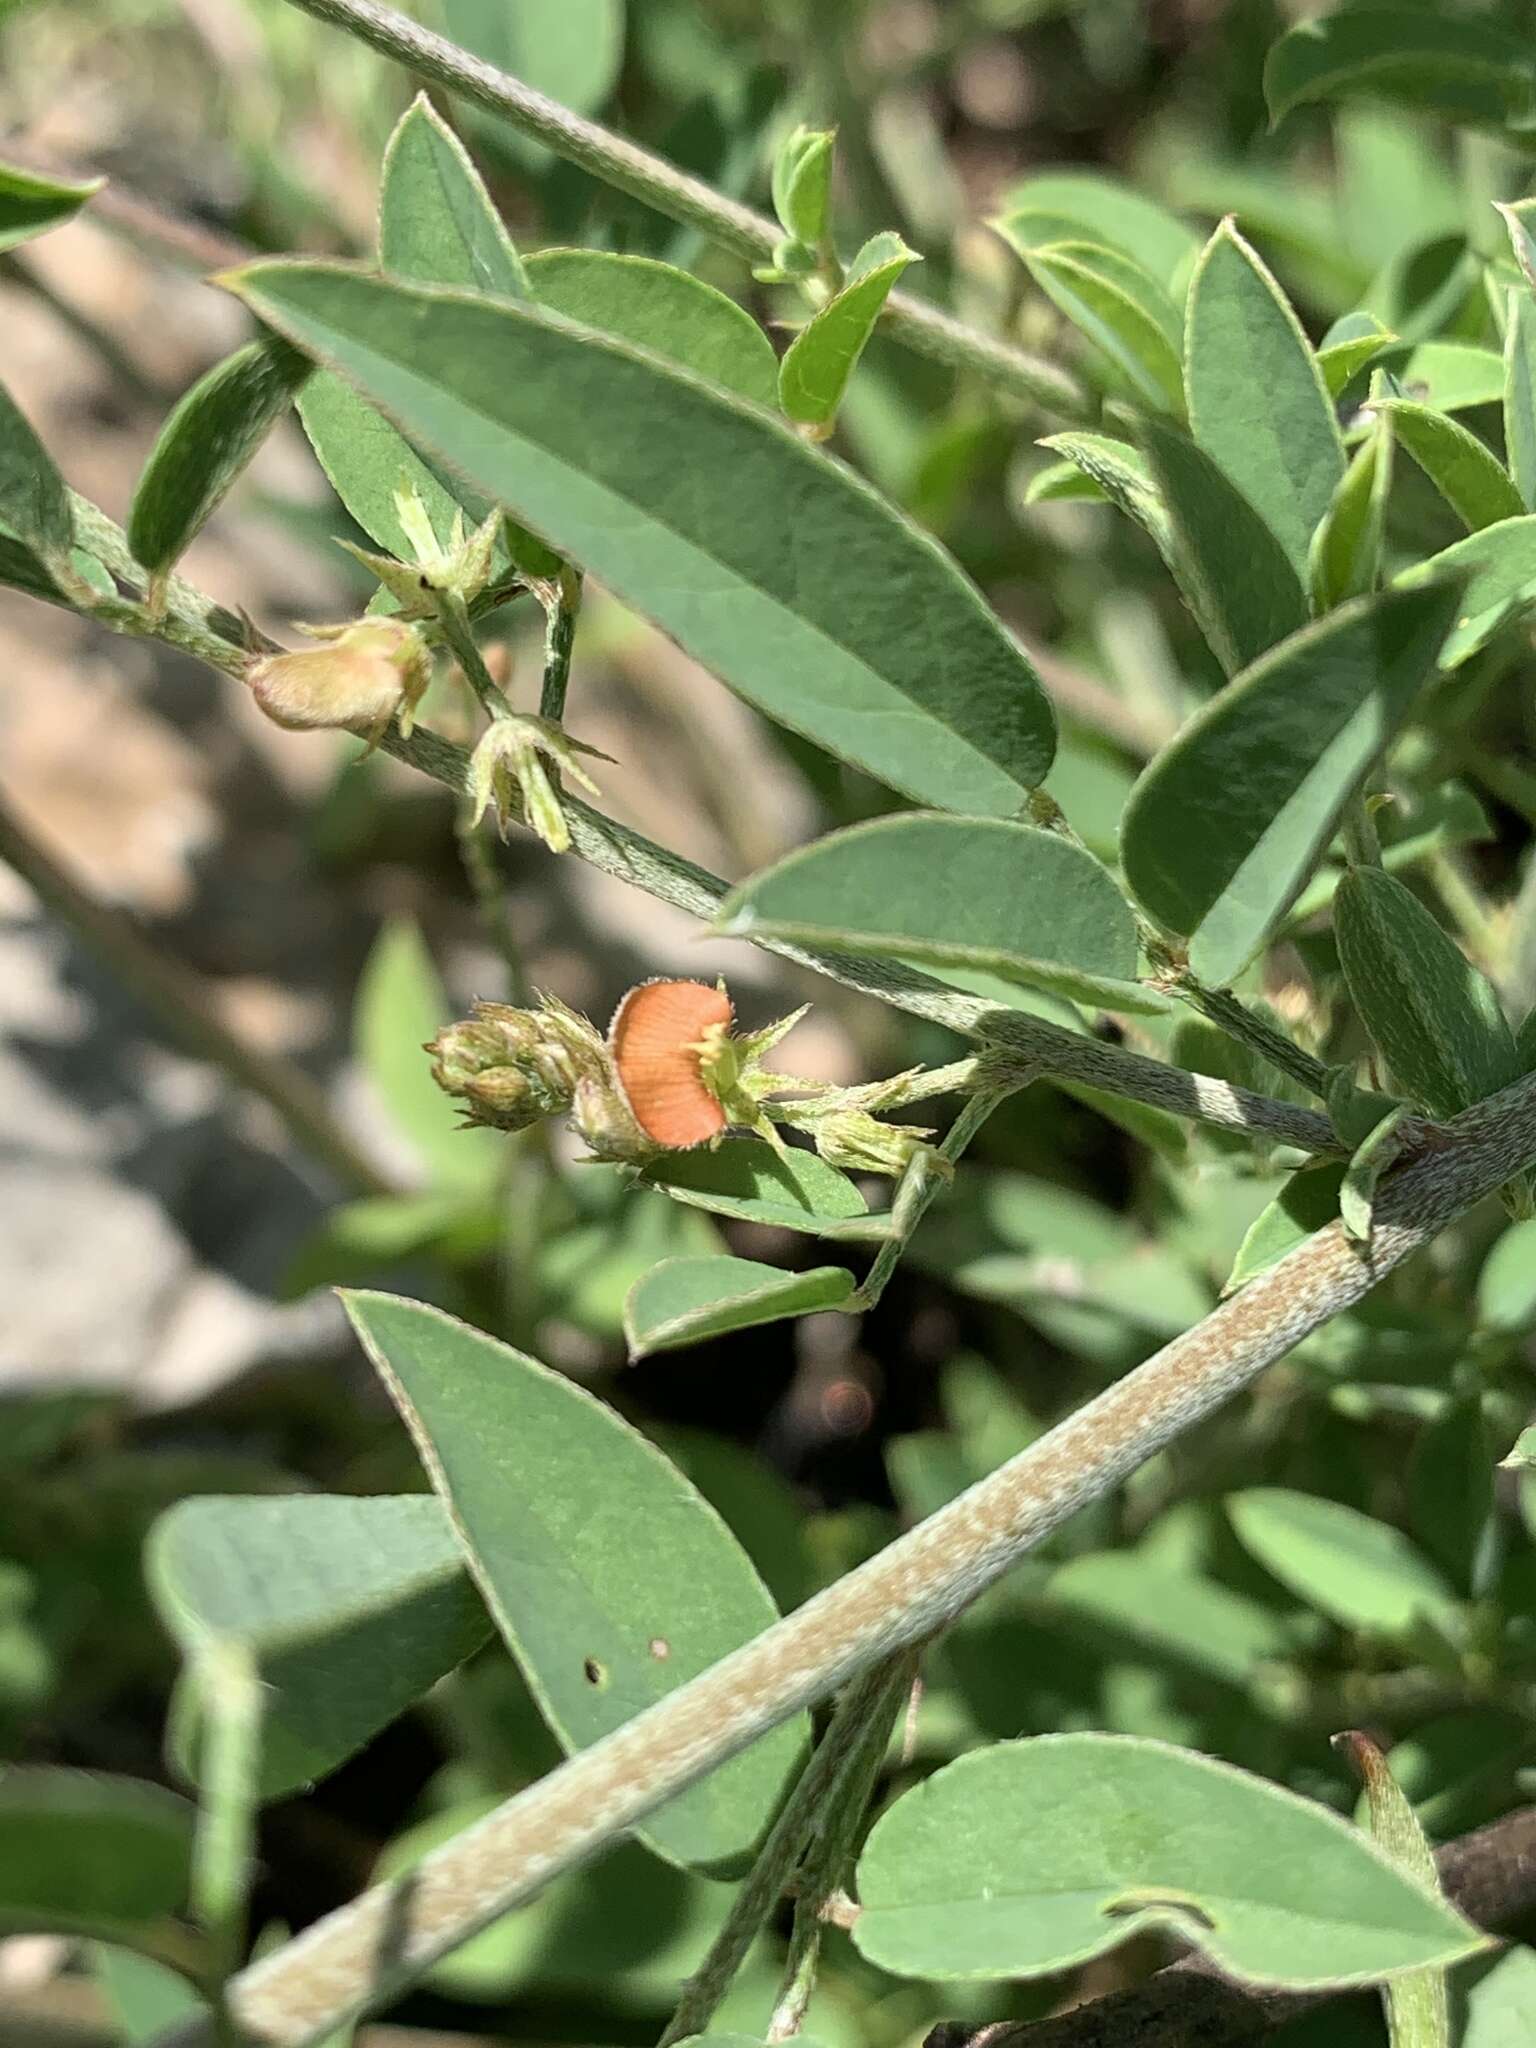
<box><xmin>170</xmin><ymin>1064</ymin><xmax>1536</xmax><ymax>2048</ymax></box>
<box><xmin>382</xmin><ymin>721</ymin><xmax>1341</xmax><ymax>1157</ymax></box>
<box><xmin>659</xmin><ymin>1652</ymin><xmax>915</xmax><ymax>2046</ymax></box>
<box><xmin>273</xmin><ymin>0</ymin><xmax>1089</xmax><ymax>420</ymax></box>
<box><xmin>0</xmin><ymin>784</ymin><xmax>396</xmax><ymax>1198</ymax></box>
<box><xmin>923</xmin><ymin>1804</ymin><xmax>1536</xmax><ymax>2048</ymax></box>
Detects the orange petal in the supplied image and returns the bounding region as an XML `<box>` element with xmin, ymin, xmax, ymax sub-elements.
<box><xmin>609</xmin><ymin>979</ymin><xmax>732</xmax><ymax>1147</ymax></box>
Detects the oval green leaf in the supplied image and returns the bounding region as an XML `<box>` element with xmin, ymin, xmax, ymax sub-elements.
<box><xmin>1382</xmin><ymin>400</ymin><xmax>1524</xmax><ymax>532</ymax></box>
<box><xmin>230</xmin><ymin>260</ymin><xmax>1056</xmax><ymax>812</ymax></box>
<box><xmin>1011</xmin><ymin>237</ymin><xmax>1183</xmax><ymax>414</ymax></box>
<box><xmin>341</xmin><ymin>1290</ymin><xmax>806</xmax><ymax>1873</ymax></box>
<box><xmin>1264</xmin><ymin>8</ymin><xmax>1536</xmax><ymax>133</ymax></box>
<box><xmin>625</xmin><ymin>1256</ymin><xmax>855</xmax><ymax>1361</ymax></box>
<box><xmin>379</xmin><ymin>95</ymin><xmax>528</xmax><ymax>299</ymax></box>
<box><xmin>526</xmin><ymin>248</ymin><xmax>779</xmax><ymax>407</ymax></box>
<box><xmin>1227</xmin><ymin>1488</ymin><xmax>1456</xmax><ymax>1634</ymax></box>
<box><xmin>1185</xmin><ymin>220</ymin><xmax>1344</xmax><ymax>584</ymax></box>
<box><xmin>641</xmin><ymin>1139</ymin><xmax>887</xmax><ymax>1241</ymax></box>
<box><xmin>1505</xmin><ymin>291</ymin><xmax>1536</xmax><ymax>512</ymax></box>
<box><xmin>0</xmin><ymin>157</ymin><xmax>102</xmax><ymax>254</ymax></box>
<box><xmin>1317</xmin><ymin>312</ymin><xmax>1395</xmax><ymax>399</ymax></box>
<box><xmin>1122</xmin><ymin>581</ymin><xmax>1462</xmax><ymax>984</ymax></box>
<box><xmin>147</xmin><ymin>1494</ymin><xmax>492</xmax><ymax>1801</ymax></box>
<box><xmin>853</xmin><ymin>1733</ymin><xmax>1480</xmax><ymax>1985</ymax></box>
<box><xmin>443</xmin><ymin>0</ymin><xmax>624</xmax><ymax>146</ymax></box>
<box><xmin>1477</xmin><ymin>1216</ymin><xmax>1536</xmax><ymax>1333</ymax></box>
<box><xmin>997</xmin><ymin>171</ymin><xmax>1199</xmax><ymax>284</ymax></box>
<box><xmin>1036</xmin><ymin>431</ymin><xmax>1166</xmax><ymax>541</ymax></box>
<box><xmin>1137</xmin><ymin>415</ymin><xmax>1306</xmax><ymax>676</ymax></box>
<box><xmin>127</xmin><ymin>337</ymin><xmax>309</xmax><ymax>577</ymax></box>
<box><xmin>1394</xmin><ymin>515</ymin><xmax>1536</xmax><ymax>666</ymax></box>
<box><xmin>717</xmin><ymin>813</ymin><xmax>1147</xmax><ymax>1011</ymax></box>
<box><xmin>0</xmin><ymin>375</ymin><xmax>73</xmax><ymax>572</ymax></box>
<box><xmin>1225</xmin><ymin>1162</ymin><xmax>1348</xmax><ymax>1294</ymax></box>
<box><xmin>299</xmin><ymin>94</ymin><xmax>526</xmax><ymax>565</ymax></box>
<box><xmin>1376</xmin><ymin>341</ymin><xmax>1504</xmax><ymax>415</ymax></box>
<box><xmin>1308</xmin><ymin>416</ymin><xmax>1392</xmax><ymax>610</ymax></box>
<box><xmin>0</xmin><ymin>1769</ymin><xmax>194</xmax><ymax>1945</ymax></box>
<box><xmin>1334</xmin><ymin>864</ymin><xmax>1520</xmax><ymax>1119</ymax></box>
<box><xmin>780</xmin><ymin>231</ymin><xmax>918</xmax><ymax>429</ymax></box>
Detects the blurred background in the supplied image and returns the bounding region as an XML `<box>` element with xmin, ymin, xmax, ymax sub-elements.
<box><xmin>3</xmin><ymin>3</ymin><xmax>1536</xmax><ymax>2044</ymax></box>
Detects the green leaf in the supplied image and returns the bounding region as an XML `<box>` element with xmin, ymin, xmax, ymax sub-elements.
<box><xmin>526</xmin><ymin>248</ymin><xmax>779</xmax><ymax>407</ymax></box>
<box><xmin>1047</xmin><ymin>1552</ymin><xmax>1296</xmax><ymax>1687</ymax></box>
<box><xmin>641</xmin><ymin>1139</ymin><xmax>887</xmax><ymax>1242</ymax></box>
<box><xmin>1007</xmin><ymin>235</ymin><xmax>1183</xmax><ymax>414</ymax></box>
<box><xmin>853</xmin><ymin>1733</ymin><xmax>1480</xmax><ymax>1985</ymax></box>
<box><xmin>1477</xmin><ymin>1217</ymin><xmax>1536</xmax><ymax>1333</ymax></box>
<box><xmin>1225</xmin><ymin>1162</ymin><xmax>1347</xmax><ymax>1293</ymax></box>
<box><xmin>717</xmin><ymin>813</ymin><xmax>1149</xmax><ymax>1011</ymax></box>
<box><xmin>1334</xmin><ymin>864</ymin><xmax>1520</xmax><ymax>1118</ymax></box>
<box><xmin>354</xmin><ymin>918</ymin><xmax>500</xmax><ymax>1191</ymax></box>
<box><xmin>996</xmin><ymin>171</ymin><xmax>1199</xmax><ymax>285</ymax></box>
<box><xmin>1505</xmin><ymin>292</ymin><xmax>1536</xmax><ymax>511</ymax></box>
<box><xmin>1317</xmin><ymin>312</ymin><xmax>1396</xmax><ymax>399</ymax></box>
<box><xmin>780</xmin><ymin>231</ymin><xmax>918</xmax><ymax>430</ymax></box>
<box><xmin>772</xmin><ymin>127</ymin><xmax>835</xmax><ymax>250</ymax></box>
<box><xmin>1341</xmin><ymin>1733</ymin><xmax>1451</xmax><ymax>2048</ymax></box>
<box><xmin>0</xmin><ymin>156</ymin><xmax>102</xmax><ymax>254</ymax></box>
<box><xmin>442</xmin><ymin>0</ymin><xmax>624</xmax><ymax>143</ymax></box>
<box><xmin>1036</xmin><ymin>431</ymin><xmax>1166</xmax><ymax>539</ymax></box>
<box><xmin>1264</xmin><ymin>8</ymin><xmax>1536</xmax><ymax>134</ymax></box>
<box><xmin>147</xmin><ymin>1494</ymin><xmax>491</xmax><ymax>1801</ymax></box>
<box><xmin>230</xmin><ymin>261</ymin><xmax>1057</xmax><ymax>812</ymax></box>
<box><xmin>1381</xmin><ymin>401</ymin><xmax>1525</xmax><ymax>532</ymax></box>
<box><xmin>625</xmin><ymin>1256</ymin><xmax>855</xmax><ymax>1361</ymax></box>
<box><xmin>1022</xmin><ymin>456</ymin><xmax>1109</xmax><ymax>505</ymax></box>
<box><xmin>1375</xmin><ymin>341</ymin><xmax>1504</xmax><ymax>415</ymax></box>
<box><xmin>379</xmin><ymin>94</ymin><xmax>528</xmax><ymax>298</ymax></box>
<box><xmin>1185</xmin><ymin>220</ymin><xmax>1344</xmax><ymax>584</ymax></box>
<box><xmin>1122</xmin><ymin>582</ymin><xmax>1461</xmax><ymax>985</ymax></box>
<box><xmin>1408</xmin><ymin>1401</ymin><xmax>1497</xmax><ymax>1598</ymax></box>
<box><xmin>1394</xmin><ymin>516</ymin><xmax>1536</xmax><ymax>667</ymax></box>
<box><xmin>1309</xmin><ymin>416</ymin><xmax>1392</xmax><ymax>610</ymax></box>
<box><xmin>0</xmin><ymin>1769</ymin><xmax>194</xmax><ymax>1945</ymax></box>
<box><xmin>0</xmin><ymin>375</ymin><xmax>73</xmax><ymax>571</ymax></box>
<box><xmin>299</xmin><ymin>94</ymin><xmax>528</xmax><ymax>565</ymax></box>
<box><xmin>127</xmin><ymin>338</ymin><xmax>309</xmax><ymax>577</ymax></box>
<box><xmin>342</xmin><ymin>1290</ymin><xmax>806</xmax><ymax>1872</ymax></box>
<box><xmin>1460</xmin><ymin>1946</ymin><xmax>1536</xmax><ymax>2044</ymax></box>
<box><xmin>94</xmin><ymin>1946</ymin><xmax>205</xmax><ymax>2042</ymax></box>
<box><xmin>1288</xmin><ymin>783</ymin><xmax>1493</xmax><ymax>928</ymax></box>
<box><xmin>1227</xmin><ymin>1489</ymin><xmax>1456</xmax><ymax>1634</ymax></box>
<box><xmin>1137</xmin><ymin>415</ymin><xmax>1307</xmax><ymax>675</ymax></box>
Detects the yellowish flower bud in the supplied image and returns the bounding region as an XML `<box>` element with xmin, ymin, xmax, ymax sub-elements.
<box><xmin>806</xmin><ymin>1107</ymin><xmax>934</xmax><ymax>1179</ymax></box>
<box><xmin>570</xmin><ymin>1070</ymin><xmax>659</xmax><ymax>1164</ymax></box>
<box><xmin>245</xmin><ymin>617</ymin><xmax>431</xmax><ymax>737</ymax></box>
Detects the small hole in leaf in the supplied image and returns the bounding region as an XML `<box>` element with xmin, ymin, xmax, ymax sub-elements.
<box><xmin>648</xmin><ymin>1636</ymin><xmax>671</xmax><ymax>1661</ymax></box>
<box><xmin>582</xmin><ymin>1656</ymin><xmax>607</xmax><ymax>1686</ymax></box>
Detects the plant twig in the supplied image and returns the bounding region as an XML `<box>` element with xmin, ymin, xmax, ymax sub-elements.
<box><xmin>851</xmin><ymin>1083</ymin><xmax>1018</xmax><ymax>1310</ymax></box>
<box><xmin>1163</xmin><ymin>976</ymin><xmax>1331</xmax><ymax>1100</ymax></box>
<box><xmin>167</xmin><ymin>1064</ymin><xmax>1536</xmax><ymax>2048</ymax></box>
<box><xmin>768</xmin><ymin>1650</ymin><xmax>919</xmax><ymax>2039</ymax></box>
<box><xmin>380</xmin><ymin>721</ymin><xmax>1340</xmax><ymax>1156</ymax></box>
<box><xmin>658</xmin><ymin>1652</ymin><xmax>915</xmax><ymax>2047</ymax></box>
<box><xmin>272</xmin><ymin>0</ymin><xmax>1089</xmax><ymax>419</ymax></box>
<box><xmin>0</xmin><ymin>784</ymin><xmax>396</xmax><ymax>1198</ymax></box>
<box><xmin>537</xmin><ymin>566</ymin><xmax>580</xmax><ymax>722</ymax></box>
<box><xmin>922</xmin><ymin>1803</ymin><xmax>1536</xmax><ymax>2048</ymax></box>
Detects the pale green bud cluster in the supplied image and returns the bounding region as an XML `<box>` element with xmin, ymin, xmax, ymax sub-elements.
<box><xmin>339</xmin><ymin>486</ymin><xmax>501</xmax><ymax>618</ymax></box>
<box><xmin>428</xmin><ymin>994</ymin><xmax>653</xmax><ymax>1162</ymax></box>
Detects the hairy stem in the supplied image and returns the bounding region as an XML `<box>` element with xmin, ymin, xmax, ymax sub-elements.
<box><xmin>1166</xmin><ymin>976</ymin><xmax>1331</xmax><ymax>1099</ymax></box>
<box><xmin>851</xmin><ymin>1083</ymin><xmax>1017</xmax><ymax>1310</ymax></box>
<box><xmin>169</xmin><ymin>1066</ymin><xmax>1536</xmax><ymax>2048</ymax></box>
<box><xmin>273</xmin><ymin>0</ymin><xmax>1089</xmax><ymax>419</ymax></box>
<box><xmin>658</xmin><ymin>1652</ymin><xmax>913</xmax><ymax>2047</ymax></box>
<box><xmin>537</xmin><ymin>566</ymin><xmax>581</xmax><ymax>722</ymax></box>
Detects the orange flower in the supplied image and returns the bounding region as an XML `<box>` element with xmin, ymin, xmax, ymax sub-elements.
<box><xmin>609</xmin><ymin>979</ymin><xmax>733</xmax><ymax>1148</ymax></box>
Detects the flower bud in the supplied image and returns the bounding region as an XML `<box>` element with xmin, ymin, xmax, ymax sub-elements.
<box><xmin>467</xmin><ymin>714</ymin><xmax>608</xmax><ymax>853</ymax></box>
<box><xmin>246</xmin><ymin>617</ymin><xmax>431</xmax><ymax>737</ymax></box>
<box><xmin>806</xmin><ymin>1107</ymin><xmax>934</xmax><ymax>1179</ymax></box>
<box><xmin>428</xmin><ymin>998</ymin><xmax>596</xmax><ymax>1133</ymax></box>
<box><xmin>570</xmin><ymin>1070</ymin><xmax>659</xmax><ymax>1165</ymax></box>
